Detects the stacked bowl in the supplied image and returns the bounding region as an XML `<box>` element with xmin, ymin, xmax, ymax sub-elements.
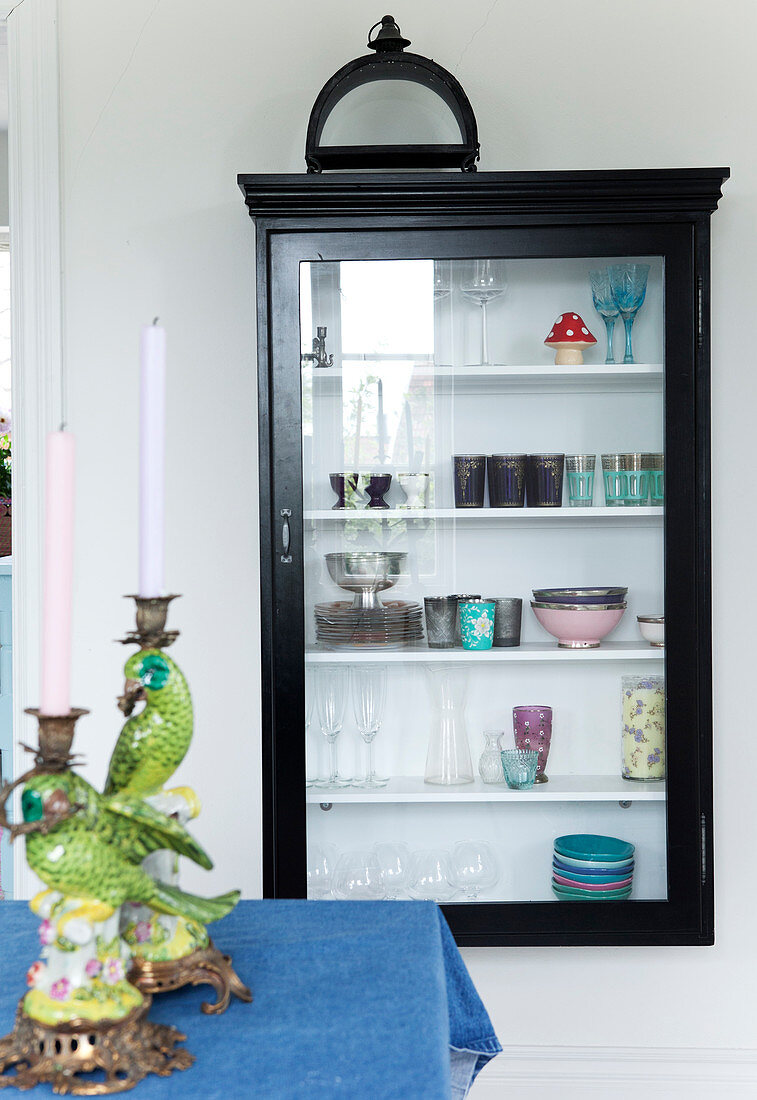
<box><xmin>552</xmin><ymin>834</ymin><xmax>635</xmax><ymax>901</ymax></box>
<box><xmin>531</xmin><ymin>587</ymin><xmax>628</xmax><ymax>649</ymax></box>
<box><xmin>317</xmin><ymin>550</ymin><xmax>424</xmax><ymax>649</ymax></box>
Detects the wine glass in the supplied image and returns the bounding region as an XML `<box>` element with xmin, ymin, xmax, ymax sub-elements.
<box><xmin>608</xmin><ymin>263</ymin><xmax>650</xmax><ymax>364</ymax></box>
<box><xmin>352</xmin><ymin>665</ymin><xmax>389</xmax><ymax>789</ymax></box>
<box><xmin>451</xmin><ymin>841</ymin><xmax>499</xmax><ymax>901</ymax></box>
<box><xmin>373</xmin><ymin>842</ymin><xmax>411</xmax><ymax>899</ymax></box>
<box><xmin>433</xmin><ymin>260</ymin><xmax>452</xmax><ymax>301</ymax></box>
<box><xmin>333</xmin><ymin>850</ymin><xmax>384</xmax><ymax>900</ymax></box>
<box><xmin>460</xmin><ymin>259</ymin><xmax>508</xmax><ymax>366</ymax></box>
<box><xmin>408</xmin><ymin>849</ymin><xmax>457</xmax><ymax>902</ymax></box>
<box><xmin>589</xmin><ymin>268</ymin><xmax>620</xmax><ymax>364</ymax></box>
<box><xmin>313</xmin><ymin>665</ymin><xmax>351</xmax><ymax>789</ymax></box>
<box><xmin>307</xmin><ymin>842</ymin><xmax>338</xmax><ymax>898</ymax></box>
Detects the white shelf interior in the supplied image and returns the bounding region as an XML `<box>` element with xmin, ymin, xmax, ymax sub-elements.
<box><xmin>305</xmin><ymin>506</ymin><xmax>663</xmax><ymax>523</ymax></box>
<box><xmin>307</xmin><ymin>774</ymin><xmax>666</xmax><ymax>805</ymax></box>
<box><xmin>301</xmin><ymin>254</ymin><xmax>668</xmax><ymax>904</ymax></box>
<box><xmin>306</xmin><ymin>642</ymin><xmax>664</xmax><ymax>664</ymax></box>
<box><xmin>310</xmin><ymin>362</ymin><xmax>663</xmax><ymax>390</ymax></box>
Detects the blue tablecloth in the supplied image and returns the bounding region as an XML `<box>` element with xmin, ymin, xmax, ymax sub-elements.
<box><xmin>0</xmin><ymin>900</ymin><xmax>500</xmax><ymax>1098</ymax></box>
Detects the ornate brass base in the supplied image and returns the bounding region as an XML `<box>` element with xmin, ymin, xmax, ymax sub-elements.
<box><xmin>0</xmin><ymin>996</ymin><xmax>192</xmax><ymax>1094</ymax></box>
<box><xmin>129</xmin><ymin>942</ymin><xmax>252</xmax><ymax>1016</ymax></box>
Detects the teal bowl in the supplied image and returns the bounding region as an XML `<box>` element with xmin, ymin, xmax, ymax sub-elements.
<box><xmin>553</xmin><ymin>851</ymin><xmax>634</xmax><ymax>872</ymax></box>
<box><xmin>554</xmin><ymin>834</ymin><xmax>635</xmax><ymax>862</ymax></box>
<box><xmin>552</xmin><ymin>862</ymin><xmax>634</xmax><ymax>884</ymax></box>
<box><xmin>552</xmin><ymin>882</ymin><xmax>632</xmax><ymax>901</ymax></box>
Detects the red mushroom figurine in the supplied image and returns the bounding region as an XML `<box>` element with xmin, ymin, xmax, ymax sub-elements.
<box><xmin>544</xmin><ymin>313</ymin><xmax>597</xmax><ymax>365</ymax></box>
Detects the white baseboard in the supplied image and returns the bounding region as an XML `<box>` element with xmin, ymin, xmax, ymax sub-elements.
<box><xmin>472</xmin><ymin>1046</ymin><xmax>757</xmax><ymax>1099</ymax></box>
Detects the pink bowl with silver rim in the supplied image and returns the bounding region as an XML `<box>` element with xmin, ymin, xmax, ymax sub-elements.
<box><xmin>531</xmin><ymin>603</ymin><xmax>626</xmax><ymax>648</ymax></box>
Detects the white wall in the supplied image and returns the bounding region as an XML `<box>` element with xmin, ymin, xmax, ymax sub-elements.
<box><xmin>56</xmin><ymin>0</ymin><xmax>756</xmax><ymax>1061</ymax></box>
<box><xmin>0</xmin><ymin>131</ymin><xmax>9</xmax><ymax>225</ymax></box>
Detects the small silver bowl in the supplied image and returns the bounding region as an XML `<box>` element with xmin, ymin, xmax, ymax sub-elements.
<box><xmin>637</xmin><ymin>614</ymin><xmax>665</xmax><ymax>647</ymax></box>
<box><xmin>325</xmin><ymin>552</ymin><xmax>408</xmax><ymax>610</ymax></box>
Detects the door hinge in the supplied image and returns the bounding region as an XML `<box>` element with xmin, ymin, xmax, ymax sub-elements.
<box><xmin>700</xmin><ymin>812</ymin><xmax>707</xmax><ymax>885</ymax></box>
<box><xmin>697</xmin><ymin>276</ymin><xmax>704</xmax><ymax>351</ymax></box>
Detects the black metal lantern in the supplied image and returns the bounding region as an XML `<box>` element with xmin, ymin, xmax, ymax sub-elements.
<box><xmin>305</xmin><ymin>15</ymin><xmax>480</xmax><ymax>173</ymax></box>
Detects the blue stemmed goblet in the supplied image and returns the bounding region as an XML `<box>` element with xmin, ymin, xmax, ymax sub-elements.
<box><xmin>589</xmin><ymin>269</ymin><xmax>620</xmax><ymax>364</ymax></box>
<box><xmin>608</xmin><ymin>264</ymin><xmax>650</xmax><ymax>365</ymax></box>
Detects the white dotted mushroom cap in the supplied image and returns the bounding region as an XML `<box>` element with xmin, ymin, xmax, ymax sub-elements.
<box><xmin>544</xmin><ymin>312</ymin><xmax>597</xmax><ymax>346</ymax></box>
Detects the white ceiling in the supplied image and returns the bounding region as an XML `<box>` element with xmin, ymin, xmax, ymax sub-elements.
<box><xmin>0</xmin><ymin>23</ymin><xmax>8</xmax><ymax>131</ymax></box>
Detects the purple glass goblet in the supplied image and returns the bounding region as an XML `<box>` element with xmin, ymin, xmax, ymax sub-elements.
<box><xmin>513</xmin><ymin>705</ymin><xmax>552</xmax><ymax>783</ymax></box>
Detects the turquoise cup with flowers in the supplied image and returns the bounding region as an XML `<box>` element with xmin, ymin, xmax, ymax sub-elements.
<box><xmin>459</xmin><ymin>600</ymin><xmax>495</xmax><ymax>650</ymax></box>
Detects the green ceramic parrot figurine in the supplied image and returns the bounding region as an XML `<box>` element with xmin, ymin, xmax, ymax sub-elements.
<box><xmin>104</xmin><ymin>649</ymin><xmax>193</xmax><ymax>799</ymax></box>
<box><xmin>21</xmin><ymin>770</ymin><xmax>239</xmax><ymax>939</ymax></box>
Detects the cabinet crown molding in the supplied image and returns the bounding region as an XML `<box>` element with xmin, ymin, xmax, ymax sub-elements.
<box><xmin>238</xmin><ymin>168</ymin><xmax>729</xmax><ymax>220</ymax></box>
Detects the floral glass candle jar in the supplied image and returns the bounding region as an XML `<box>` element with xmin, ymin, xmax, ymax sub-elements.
<box><xmin>621</xmin><ymin>675</ymin><xmax>665</xmax><ymax>781</ymax></box>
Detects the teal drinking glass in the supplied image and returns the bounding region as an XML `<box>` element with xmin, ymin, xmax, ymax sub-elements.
<box><xmin>589</xmin><ymin>269</ymin><xmax>620</xmax><ymax>364</ymax></box>
<box><xmin>566</xmin><ymin>455</ymin><xmax>595</xmax><ymax>506</ymax></box>
<box><xmin>601</xmin><ymin>453</ymin><xmax>628</xmax><ymax>506</ymax></box>
<box><xmin>459</xmin><ymin>600</ymin><xmax>496</xmax><ymax>650</ymax></box>
<box><xmin>644</xmin><ymin>452</ymin><xmax>664</xmax><ymax>505</ymax></box>
<box><xmin>608</xmin><ymin>264</ymin><xmax>650</xmax><ymax>364</ymax></box>
<box><xmin>500</xmin><ymin>749</ymin><xmax>539</xmax><ymax>790</ymax></box>
<box><xmin>621</xmin><ymin>453</ymin><xmax>649</xmax><ymax>506</ymax></box>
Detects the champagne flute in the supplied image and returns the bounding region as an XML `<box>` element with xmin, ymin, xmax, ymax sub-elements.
<box><xmin>305</xmin><ymin>672</ymin><xmax>317</xmax><ymax>787</ymax></box>
<box><xmin>460</xmin><ymin>259</ymin><xmax>508</xmax><ymax>366</ymax></box>
<box><xmin>352</xmin><ymin>665</ymin><xmax>389</xmax><ymax>789</ymax></box>
<box><xmin>313</xmin><ymin>665</ymin><xmax>351</xmax><ymax>789</ymax></box>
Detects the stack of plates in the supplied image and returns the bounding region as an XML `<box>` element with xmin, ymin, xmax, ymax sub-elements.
<box><xmin>552</xmin><ymin>834</ymin><xmax>635</xmax><ymax>901</ymax></box>
<box><xmin>315</xmin><ymin>600</ymin><xmax>424</xmax><ymax>650</ymax></box>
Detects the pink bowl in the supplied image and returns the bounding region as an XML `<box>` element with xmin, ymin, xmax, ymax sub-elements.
<box><xmin>531</xmin><ymin>604</ymin><xmax>625</xmax><ymax>648</ymax></box>
<box><xmin>553</xmin><ymin>872</ymin><xmax>633</xmax><ymax>891</ymax></box>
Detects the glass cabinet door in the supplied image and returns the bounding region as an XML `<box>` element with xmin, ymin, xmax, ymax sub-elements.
<box><xmin>299</xmin><ymin>245</ymin><xmax>670</xmax><ymax>916</ymax></box>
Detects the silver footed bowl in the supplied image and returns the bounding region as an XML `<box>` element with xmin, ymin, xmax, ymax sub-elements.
<box><xmin>325</xmin><ymin>552</ymin><xmax>408</xmax><ymax>610</ymax></box>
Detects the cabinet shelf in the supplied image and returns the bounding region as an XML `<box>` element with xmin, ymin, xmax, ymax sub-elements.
<box><xmin>305</xmin><ymin>506</ymin><xmax>662</xmax><ymax>524</ymax></box>
<box><xmin>306</xmin><ymin>774</ymin><xmax>666</xmax><ymax>805</ymax></box>
<box><xmin>309</xmin><ymin>362</ymin><xmax>663</xmax><ymax>391</ymax></box>
<box><xmin>305</xmin><ymin>642</ymin><xmax>663</xmax><ymax>664</ymax></box>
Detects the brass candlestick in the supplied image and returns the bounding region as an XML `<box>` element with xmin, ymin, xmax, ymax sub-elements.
<box><xmin>118</xmin><ymin>594</ymin><xmax>180</xmax><ymax>649</ymax></box>
<box><xmin>0</xmin><ymin>709</ymin><xmax>194</xmax><ymax>1093</ymax></box>
<box><xmin>118</xmin><ymin>595</ymin><xmax>252</xmax><ymax>1016</ymax></box>
<box><xmin>0</xmin><ymin>709</ymin><xmax>89</xmax><ymax>841</ymax></box>
<box><xmin>0</xmin><ymin>995</ymin><xmax>192</xmax><ymax>1094</ymax></box>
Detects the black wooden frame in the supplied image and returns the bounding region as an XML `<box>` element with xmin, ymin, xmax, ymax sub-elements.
<box><xmin>239</xmin><ymin>169</ymin><xmax>728</xmax><ymax>946</ymax></box>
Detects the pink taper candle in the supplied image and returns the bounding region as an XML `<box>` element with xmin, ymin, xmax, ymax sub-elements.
<box><xmin>139</xmin><ymin>323</ymin><xmax>166</xmax><ymax>597</ymax></box>
<box><xmin>40</xmin><ymin>431</ymin><xmax>75</xmax><ymax>715</ymax></box>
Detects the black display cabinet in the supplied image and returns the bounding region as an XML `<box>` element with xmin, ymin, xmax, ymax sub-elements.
<box><xmin>238</xmin><ymin>168</ymin><xmax>727</xmax><ymax>946</ymax></box>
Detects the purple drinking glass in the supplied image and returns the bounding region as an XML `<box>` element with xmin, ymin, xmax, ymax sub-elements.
<box><xmin>513</xmin><ymin>705</ymin><xmax>553</xmax><ymax>783</ymax></box>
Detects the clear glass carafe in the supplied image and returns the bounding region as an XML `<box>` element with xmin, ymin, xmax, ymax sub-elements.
<box><xmin>424</xmin><ymin>665</ymin><xmax>473</xmax><ymax>785</ymax></box>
